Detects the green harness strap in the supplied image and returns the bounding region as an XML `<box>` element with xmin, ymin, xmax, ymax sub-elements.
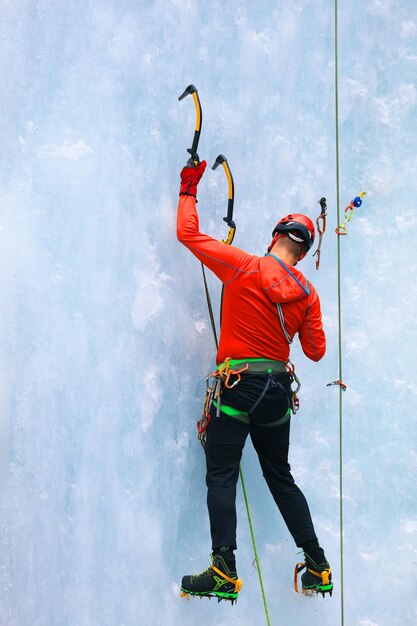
<box><xmin>213</xmin><ymin>399</ymin><xmax>291</xmax><ymax>427</ymax></box>
<box><xmin>217</xmin><ymin>358</ymin><xmax>287</xmax><ymax>373</ymax></box>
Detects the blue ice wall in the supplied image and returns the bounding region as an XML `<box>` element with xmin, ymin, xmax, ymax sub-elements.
<box><xmin>1</xmin><ymin>1</ymin><xmax>416</xmax><ymax>625</ymax></box>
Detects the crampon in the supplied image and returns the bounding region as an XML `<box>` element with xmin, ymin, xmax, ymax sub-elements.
<box><xmin>180</xmin><ymin>587</ymin><xmax>241</xmax><ymax>605</ymax></box>
<box><xmin>294</xmin><ymin>561</ymin><xmax>333</xmax><ymax>597</ymax></box>
<box><xmin>180</xmin><ymin>557</ymin><xmax>242</xmax><ymax>605</ymax></box>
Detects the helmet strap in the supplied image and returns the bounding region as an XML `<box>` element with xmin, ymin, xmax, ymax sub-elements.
<box><xmin>267</xmin><ymin>232</ymin><xmax>280</xmax><ymax>253</ymax></box>
<box><xmin>297</xmin><ymin>243</ymin><xmax>307</xmax><ymax>262</ymax></box>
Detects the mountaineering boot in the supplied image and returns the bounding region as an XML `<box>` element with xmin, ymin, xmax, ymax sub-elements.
<box><xmin>294</xmin><ymin>543</ymin><xmax>333</xmax><ymax>597</ymax></box>
<box><xmin>301</xmin><ymin>548</ymin><xmax>333</xmax><ymax>596</ymax></box>
<box><xmin>180</xmin><ymin>548</ymin><xmax>242</xmax><ymax>604</ymax></box>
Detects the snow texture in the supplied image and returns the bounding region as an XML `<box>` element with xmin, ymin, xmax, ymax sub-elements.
<box><xmin>0</xmin><ymin>1</ymin><xmax>416</xmax><ymax>625</ymax></box>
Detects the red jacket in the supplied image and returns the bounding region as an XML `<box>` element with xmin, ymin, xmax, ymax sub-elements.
<box><xmin>177</xmin><ymin>195</ymin><xmax>326</xmax><ymax>365</ymax></box>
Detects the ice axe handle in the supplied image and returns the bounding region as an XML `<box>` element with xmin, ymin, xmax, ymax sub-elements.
<box><xmin>212</xmin><ymin>155</ymin><xmax>235</xmax><ymax>229</ymax></box>
<box><xmin>178</xmin><ymin>84</ymin><xmax>202</xmax><ymax>165</ymax></box>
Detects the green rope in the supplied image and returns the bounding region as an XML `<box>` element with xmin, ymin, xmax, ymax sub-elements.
<box><xmin>334</xmin><ymin>1</ymin><xmax>345</xmax><ymax>624</ymax></box>
<box><xmin>240</xmin><ymin>467</ymin><xmax>271</xmax><ymax>626</ymax></box>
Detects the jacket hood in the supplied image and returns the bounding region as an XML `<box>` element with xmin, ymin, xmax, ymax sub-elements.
<box><xmin>259</xmin><ymin>253</ymin><xmax>310</xmax><ymax>304</ymax></box>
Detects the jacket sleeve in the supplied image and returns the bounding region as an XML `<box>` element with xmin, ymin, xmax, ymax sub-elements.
<box><xmin>298</xmin><ymin>283</ymin><xmax>326</xmax><ymax>361</ymax></box>
<box><xmin>177</xmin><ymin>194</ymin><xmax>252</xmax><ymax>283</ymax></box>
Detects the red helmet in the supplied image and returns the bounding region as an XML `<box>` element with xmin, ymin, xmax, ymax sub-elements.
<box><xmin>268</xmin><ymin>214</ymin><xmax>315</xmax><ymax>261</ymax></box>
<box><xmin>273</xmin><ymin>213</ymin><xmax>315</xmax><ymax>248</ymax></box>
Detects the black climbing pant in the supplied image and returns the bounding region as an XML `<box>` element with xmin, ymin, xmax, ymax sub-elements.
<box><xmin>204</xmin><ymin>372</ymin><xmax>317</xmax><ymax>550</ymax></box>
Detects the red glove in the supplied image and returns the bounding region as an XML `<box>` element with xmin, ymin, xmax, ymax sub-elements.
<box><xmin>179</xmin><ymin>160</ymin><xmax>207</xmax><ymax>198</ymax></box>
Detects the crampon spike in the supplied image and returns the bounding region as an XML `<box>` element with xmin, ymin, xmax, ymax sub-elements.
<box><xmin>180</xmin><ymin>590</ymin><xmax>239</xmax><ymax>604</ymax></box>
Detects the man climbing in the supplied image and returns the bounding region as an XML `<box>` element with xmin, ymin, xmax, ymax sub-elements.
<box><xmin>177</xmin><ymin>159</ymin><xmax>332</xmax><ymax>602</ymax></box>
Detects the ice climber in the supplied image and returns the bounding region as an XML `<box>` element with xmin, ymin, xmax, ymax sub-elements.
<box><xmin>177</xmin><ymin>159</ymin><xmax>333</xmax><ymax>602</ymax></box>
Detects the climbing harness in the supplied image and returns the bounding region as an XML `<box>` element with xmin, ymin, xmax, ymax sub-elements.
<box><xmin>198</xmin><ymin>358</ymin><xmax>294</xmax><ymax>440</ymax></box>
<box><xmin>335</xmin><ymin>192</ymin><xmax>367</xmax><ymax>235</ymax></box>
<box><xmin>312</xmin><ymin>197</ymin><xmax>328</xmax><ymax>270</ymax></box>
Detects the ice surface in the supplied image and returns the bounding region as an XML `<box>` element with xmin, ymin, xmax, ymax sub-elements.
<box><xmin>1</xmin><ymin>1</ymin><xmax>416</xmax><ymax>625</ymax></box>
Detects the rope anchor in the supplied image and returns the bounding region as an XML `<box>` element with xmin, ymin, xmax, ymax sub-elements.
<box><xmin>335</xmin><ymin>192</ymin><xmax>367</xmax><ymax>235</ymax></box>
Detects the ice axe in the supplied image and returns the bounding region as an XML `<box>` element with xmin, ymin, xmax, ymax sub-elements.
<box><xmin>178</xmin><ymin>84</ymin><xmax>202</xmax><ymax>166</ymax></box>
<box><xmin>212</xmin><ymin>155</ymin><xmax>236</xmax><ymax>245</ymax></box>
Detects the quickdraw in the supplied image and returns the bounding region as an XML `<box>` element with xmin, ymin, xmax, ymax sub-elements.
<box><xmin>335</xmin><ymin>192</ymin><xmax>367</xmax><ymax>235</ymax></box>
<box><xmin>198</xmin><ymin>376</ymin><xmax>220</xmax><ymax>445</ymax></box>
<box><xmin>327</xmin><ymin>379</ymin><xmax>347</xmax><ymax>391</ymax></box>
<box><xmin>286</xmin><ymin>360</ymin><xmax>301</xmax><ymax>413</ymax></box>
<box><xmin>217</xmin><ymin>357</ymin><xmax>249</xmax><ymax>388</ymax></box>
<box><xmin>197</xmin><ymin>358</ymin><xmax>249</xmax><ymax>447</ymax></box>
<box><xmin>312</xmin><ymin>197</ymin><xmax>327</xmax><ymax>270</ymax></box>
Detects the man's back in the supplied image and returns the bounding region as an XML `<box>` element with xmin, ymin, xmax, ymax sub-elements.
<box><xmin>177</xmin><ymin>194</ymin><xmax>325</xmax><ymax>364</ymax></box>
